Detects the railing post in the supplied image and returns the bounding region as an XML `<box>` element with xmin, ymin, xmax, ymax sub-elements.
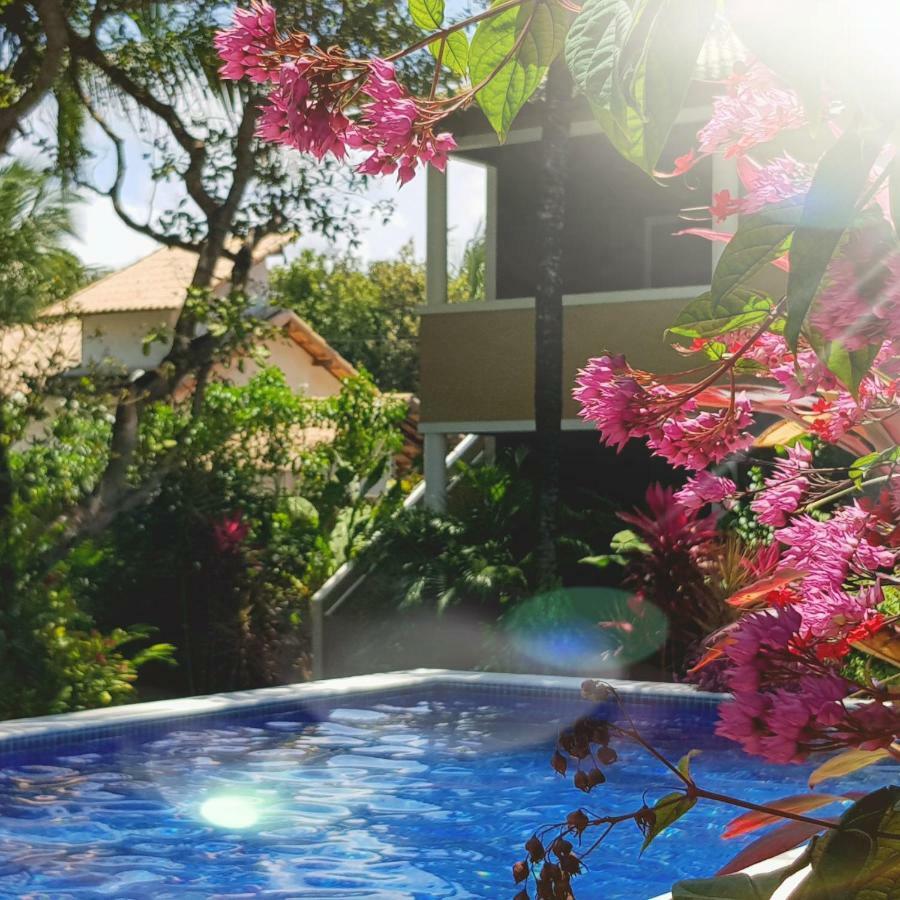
<box><xmin>311</xmin><ymin>593</ymin><xmax>324</xmax><ymax>680</ymax></box>
<box><xmin>423</xmin><ymin>432</ymin><xmax>448</xmax><ymax>512</ymax></box>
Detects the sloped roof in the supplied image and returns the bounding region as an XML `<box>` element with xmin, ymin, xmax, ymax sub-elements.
<box><xmin>0</xmin><ymin>320</ymin><xmax>81</xmax><ymax>393</ymax></box>
<box><xmin>267</xmin><ymin>309</ymin><xmax>358</xmax><ymax>383</ymax></box>
<box><xmin>44</xmin><ymin>234</ymin><xmax>293</xmax><ymax>317</ymax></box>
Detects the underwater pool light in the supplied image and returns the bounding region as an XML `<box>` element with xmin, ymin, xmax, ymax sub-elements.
<box><xmin>200</xmin><ymin>794</ymin><xmax>260</xmax><ymax>829</ymax></box>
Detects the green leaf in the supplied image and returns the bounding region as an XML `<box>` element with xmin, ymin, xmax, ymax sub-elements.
<box><xmin>795</xmin><ymin>786</ymin><xmax>900</xmax><ymax>899</ymax></box>
<box><xmin>672</xmin><ymin>867</ymin><xmax>801</xmax><ymax>900</ymax></box>
<box><xmin>565</xmin><ymin>0</ymin><xmax>642</xmax><ymax>152</ymax></box>
<box><xmin>580</xmin><ymin>553</ymin><xmax>628</xmax><ymax>569</ymax></box>
<box><xmin>667</xmin><ymin>291</ymin><xmax>775</xmax><ymax>340</ymax></box>
<box><xmin>642</xmin><ymin>791</ymin><xmax>696</xmax><ymax>851</ymax></box>
<box><xmin>565</xmin><ymin>0</ymin><xmax>714</xmax><ymax>173</ymax></box>
<box><xmin>639</xmin><ymin>0</ymin><xmax>716</xmax><ymax>169</ymax></box>
<box><xmin>890</xmin><ymin>162</ymin><xmax>900</xmax><ymax>239</ymax></box>
<box><xmin>408</xmin><ymin>0</ymin><xmax>444</xmax><ymax>30</ymax></box>
<box><xmin>808</xmin><ymin>747</ymin><xmax>893</xmax><ymax>789</ymax></box>
<box><xmin>821</xmin><ymin>339</ymin><xmax>881</xmax><ymax>397</ymax></box>
<box><xmin>609</xmin><ymin>528</ymin><xmax>651</xmax><ymax>555</ymax></box>
<box><xmin>677</xmin><ymin>749</ymin><xmax>701</xmax><ymax>780</ymax></box>
<box><xmin>565</xmin><ymin>0</ymin><xmax>633</xmax><ymax>110</ymax></box>
<box><xmin>849</xmin><ymin>449</ymin><xmax>900</xmax><ymax>487</ymax></box>
<box><xmin>785</xmin><ymin>128</ymin><xmax>884</xmax><ymax>350</ymax></box>
<box><xmin>430</xmin><ymin>30</ymin><xmax>468</xmax><ymax>76</ymax></box>
<box><xmin>469</xmin><ymin>0</ymin><xmax>572</xmax><ymax>140</ymax></box>
<box><xmin>710</xmin><ymin>199</ymin><xmax>802</xmax><ymax>307</ymax></box>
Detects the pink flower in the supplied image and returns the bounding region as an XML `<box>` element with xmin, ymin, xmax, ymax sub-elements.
<box><xmin>697</xmin><ymin>63</ymin><xmax>807</xmax><ymax>158</ymax></box>
<box><xmin>736</xmin><ymin>154</ymin><xmax>812</xmax><ymax>214</ymax></box>
<box><xmin>215</xmin><ymin>2</ymin><xmax>280</xmax><ymax>83</ymax></box>
<box><xmin>648</xmin><ymin>397</ymin><xmax>755</xmax><ymax>470</ymax></box>
<box><xmin>575</xmin><ymin>356</ymin><xmax>755</xmax><ymax>470</ymax></box>
<box><xmin>777</xmin><ymin>503</ymin><xmax>897</xmax><ymax>600</ymax></box>
<box><xmin>352</xmin><ymin>59</ymin><xmax>457</xmax><ymax>183</ymax></box>
<box><xmin>798</xmin><ymin>585</ymin><xmax>881</xmax><ymax>639</ymax></box>
<box><xmin>709</xmin><ymin>189</ymin><xmax>742</xmax><ymax>222</ymax></box>
<box><xmin>256</xmin><ymin>58</ymin><xmax>355</xmax><ymax>160</ymax></box>
<box><xmin>674</xmin><ymin>471</ymin><xmax>737</xmax><ymax>510</ymax></box>
<box><xmin>212</xmin><ymin>513</ymin><xmax>249</xmax><ymax>554</ymax></box>
<box><xmin>574</xmin><ymin>355</ymin><xmax>661</xmax><ymax>450</ymax></box>
<box><xmin>750</xmin><ymin>443</ymin><xmax>812</xmax><ymax>527</ymax></box>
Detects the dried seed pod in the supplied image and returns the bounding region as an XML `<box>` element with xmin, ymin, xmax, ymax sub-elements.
<box><xmin>551</xmin><ymin>837</ymin><xmax>573</xmax><ymax>857</ymax></box>
<box><xmin>559</xmin><ymin>853</ymin><xmax>581</xmax><ymax>875</ymax></box>
<box><xmin>573</xmin><ymin>770</ymin><xmax>590</xmax><ymax>792</ymax></box>
<box><xmin>513</xmin><ymin>891</ymin><xmax>529</xmax><ymax>900</ymax></box>
<box><xmin>513</xmin><ymin>860</ymin><xmax>529</xmax><ymax>884</ymax></box>
<box><xmin>551</xmin><ymin>751</ymin><xmax>567</xmax><ymax>776</ymax></box>
<box><xmin>581</xmin><ymin>679</ymin><xmax>611</xmax><ymax>701</ymax></box>
<box><xmin>539</xmin><ymin>861</ymin><xmax>560</xmax><ymax>883</ymax></box>
<box><xmin>566</xmin><ymin>809</ymin><xmax>589</xmax><ymax>833</ymax></box>
<box><xmin>597</xmin><ymin>746</ymin><xmax>617</xmax><ymax>765</ymax></box>
<box><xmin>525</xmin><ymin>835</ymin><xmax>545</xmax><ymax>863</ymax></box>
<box><xmin>587</xmin><ymin>767</ymin><xmax>606</xmax><ymax>788</ymax></box>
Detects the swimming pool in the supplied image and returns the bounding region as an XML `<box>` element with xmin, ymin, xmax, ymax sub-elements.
<box><xmin>0</xmin><ymin>671</ymin><xmax>892</xmax><ymax>898</ymax></box>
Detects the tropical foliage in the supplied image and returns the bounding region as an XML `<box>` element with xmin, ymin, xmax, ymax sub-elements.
<box><xmin>270</xmin><ymin>238</ymin><xmax>486</xmax><ymax>393</ymax></box>
<box><xmin>216</xmin><ymin>0</ymin><xmax>900</xmax><ymax>894</ymax></box>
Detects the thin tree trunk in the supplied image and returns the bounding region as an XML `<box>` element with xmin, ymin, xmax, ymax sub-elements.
<box><xmin>534</xmin><ymin>62</ymin><xmax>570</xmax><ymax>590</ymax></box>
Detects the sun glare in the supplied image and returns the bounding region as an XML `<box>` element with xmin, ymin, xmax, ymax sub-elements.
<box><xmin>199</xmin><ymin>795</ymin><xmax>261</xmax><ymax>830</ymax></box>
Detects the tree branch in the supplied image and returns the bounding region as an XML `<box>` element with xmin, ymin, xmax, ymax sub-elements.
<box><xmin>67</xmin><ymin>29</ymin><xmax>218</xmax><ymax>218</ymax></box>
<box><xmin>72</xmin><ymin>82</ymin><xmax>202</xmax><ymax>254</ymax></box>
<box><xmin>0</xmin><ymin>0</ymin><xmax>69</xmax><ymax>153</ymax></box>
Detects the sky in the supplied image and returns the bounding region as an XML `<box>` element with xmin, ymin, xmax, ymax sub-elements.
<box><xmin>33</xmin><ymin>0</ymin><xmax>487</xmax><ymax>275</ymax></box>
<box><xmin>64</xmin><ymin>152</ymin><xmax>487</xmax><ymax>274</ymax></box>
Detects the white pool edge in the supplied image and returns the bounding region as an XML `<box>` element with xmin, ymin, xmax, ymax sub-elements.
<box><xmin>0</xmin><ymin>668</ymin><xmax>727</xmax><ymax>745</ymax></box>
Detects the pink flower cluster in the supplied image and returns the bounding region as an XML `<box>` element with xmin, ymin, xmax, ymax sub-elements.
<box><xmin>709</xmin><ymin>155</ymin><xmax>813</xmax><ymax>222</ymax></box>
<box><xmin>673</xmin><ymin>470</ymin><xmax>737</xmax><ymax>511</ymax></box>
<box><xmin>574</xmin><ymin>355</ymin><xmax>755</xmax><ymax>470</ymax></box>
<box><xmin>215</xmin><ymin>1</ymin><xmax>281</xmax><ymax>83</ymax></box>
<box><xmin>811</xmin><ymin>227</ymin><xmax>900</xmax><ymax>351</ymax></box>
<box><xmin>698</xmin><ymin>63</ymin><xmax>807</xmax><ymax>158</ymax></box>
<box><xmin>716</xmin><ymin>606</ymin><xmax>898</xmax><ymax>762</ymax></box>
<box><xmin>750</xmin><ymin>443</ymin><xmax>812</xmax><ymax>527</ymax></box>
<box><xmin>351</xmin><ymin>60</ymin><xmax>456</xmax><ymax>184</ymax></box>
<box><xmin>217</xmin><ymin>7</ymin><xmax>455</xmax><ymax>181</ymax></box>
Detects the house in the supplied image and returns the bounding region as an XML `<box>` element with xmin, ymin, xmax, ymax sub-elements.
<box><xmin>417</xmin><ymin>72</ymin><xmax>742</xmax><ymax>510</ymax></box>
<box><xmin>40</xmin><ymin>240</ymin><xmax>356</xmax><ymax>397</ymax></box>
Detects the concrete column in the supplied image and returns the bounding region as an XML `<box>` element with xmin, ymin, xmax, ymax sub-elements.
<box><xmin>484</xmin><ymin>164</ymin><xmax>498</xmax><ymax>302</ymax></box>
<box><xmin>423</xmin><ymin>432</ymin><xmax>448</xmax><ymax>512</ymax></box>
<box><xmin>426</xmin><ymin>166</ymin><xmax>448</xmax><ymax>307</ymax></box>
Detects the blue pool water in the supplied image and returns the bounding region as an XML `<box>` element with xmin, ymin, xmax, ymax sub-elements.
<box><xmin>0</xmin><ymin>687</ymin><xmax>893</xmax><ymax>898</ymax></box>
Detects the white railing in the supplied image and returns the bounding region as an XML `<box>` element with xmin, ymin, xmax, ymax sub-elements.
<box><xmin>309</xmin><ymin>433</ymin><xmax>484</xmax><ymax>679</ymax></box>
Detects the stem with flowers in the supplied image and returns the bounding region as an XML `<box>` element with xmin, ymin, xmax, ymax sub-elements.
<box><xmin>216</xmin><ymin>0</ymin><xmax>900</xmax><ymax>895</ymax></box>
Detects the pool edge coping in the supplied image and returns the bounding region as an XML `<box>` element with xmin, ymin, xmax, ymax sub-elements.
<box><xmin>0</xmin><ymin>669</ymin><xmax>728</xmax><ymax>747</ymax></box>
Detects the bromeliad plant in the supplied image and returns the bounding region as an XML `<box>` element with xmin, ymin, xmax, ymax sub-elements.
<box><xmin>218</xmin><ymin>0</ymin><xmax>900</xmax><ymax>894</ymax></box>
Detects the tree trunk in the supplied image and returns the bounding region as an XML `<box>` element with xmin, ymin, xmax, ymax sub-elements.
<box><xmin>533</xmin><ymin>62</ymin><xmax>570</xmax><ymax>590</ymax></box>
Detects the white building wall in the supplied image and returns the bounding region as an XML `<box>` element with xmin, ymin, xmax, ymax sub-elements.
<box><xmin>81</xmin><ymin>310</ymin><xmax>180</xmax><ymax>370</ymax></box>
<box><xmin>216</xmin><ymin>333</ymin><xmax>344</xmax><ymax>398</ymax></box>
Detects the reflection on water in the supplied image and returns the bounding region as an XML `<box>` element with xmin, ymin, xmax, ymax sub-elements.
<box><xmin>0</xmin><ymin>694</ymin><xmax>892</xmax><ymax>898</ymax></box>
